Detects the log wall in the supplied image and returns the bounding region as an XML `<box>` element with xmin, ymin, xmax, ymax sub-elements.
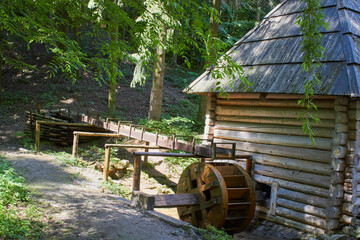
<box><xmin>343</xmin><ymin>99</ymin><xmax>360</xmax><ymax>225</ymax></box>
<box><xmin>209</xmin><ymin>93</ymin><xmax>339</xmax><ymax>234</ymax></box>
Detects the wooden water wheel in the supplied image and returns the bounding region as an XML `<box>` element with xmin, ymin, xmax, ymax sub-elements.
<box><xmin>176</xmin><ymin>162</ymin><xmax>255</xmax><ymax>233</ymax></box>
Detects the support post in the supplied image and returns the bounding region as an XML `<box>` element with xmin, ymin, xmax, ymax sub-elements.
<box><xmin>35</xmin><ymin>121</ymin><xmax>40</xmax><ymax>151</ymax></box>
<box><xmin>72</xmin><ymin>133</ymin><xmax>79</xmax><ymax>158</ymax></box>
<box><xmin>103</xmin><ymin>147</ymin><xmax>111</xmax><ymax>181</ymax></box>
<box><xmin>133</xmin><ymin>155</ymin><xmax>141</xmax><ymax>191</ymax></box>
<box><xmin>144</xmin><ymin>142</ymin><xmax>149</xmax><ymax>164</ymax></box>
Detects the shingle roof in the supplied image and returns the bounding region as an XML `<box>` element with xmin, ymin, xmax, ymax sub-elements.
<box><xmin>184</xmin><ymin>0</ymin><xmax>360</xmax><ymax>96</ymax></box>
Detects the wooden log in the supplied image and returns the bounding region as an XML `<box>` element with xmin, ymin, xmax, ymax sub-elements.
<box><xmin>214</xmin><ymin>129</ymin><xmax>332</xmax><ymax>150</ymax></box>
<box><xmin>333</xmin><ymin>132</ymin><xmax>348</xmax><ymax>145</ymax></box>
<box><xmin>216</xmin><ymin>115</ymin><xmax>335</xmax><ymax>128</ymax></box>
<box><xmin>225</xmin><ymin>140</ymin><xmax>332</xmax><ymax>163</ymax></box>
<box><xmin>217</xmin><ymin>93</ymin><xmax>261</xmax><ymax>99</ymax></box>
<box><xmin>216</xmin><ymin>99</ymin><xmax>334</xmax><ymax>109</ymax></box>
<box><xmin>72</xmin><ymin>134</ymin><xmax>80</xmax><ymax>158</ymax></box>
<box><xmin>335</xmin><ymin>112</ymin><xmax>349</xmax><ymax>123</ymax></box>
<box><xmin>331</xmin><ymin>158</ymin><xmax>345</xmax><ymax>172</ymax></box>
<box><xmin>215</xmin><ymin>121</ymin><xmax>333</xmax><ymax>138</ymax></box>
<box><xmin>216</xmin><ymin>106</ymin><xmax>335</xmax><ymax>120</ymax></box>
<box><xmin>133</xmin><ymin>155</ymin><xmax>141</xmax><ymax>191</ymax></box>
<box><xmin>259</xmin><ymin>212</ymin><xmax>325</xmax><ymax>235</ymax></box>
<box><xmin>264</xmin><ymin>94</ymin><xmax>335</xmax><ymax>100</ymax></box>
<box><xmin>253</xmin><ymin>164</ymin><xmax>330</xmax><ymax>188</ymax></box>
<box><xmin>253</xmin><ymin>174</ymin><xmax>329</xmax><ymax>198</ymax></box>
<box><xmin>329</xmin><ymin>184</ymin><xmax>344</xmax><ymax>200</ymax></box>
<box><xmin>275</xmin><ymin>206</ymin><xmax>329</xmax><ymax>230</ymax></box>
<box><xmin>332</xmin><ymin>146</ymin><xmax>347</xmax><ymax>159</ymax></box>
<box><xmin>277</xmin><ymin>188</ymin><xmax>328</xmax><ymax>208</ymax></box>
<box><xmin>277</xmin><ymin>197</ymin><xmax>326</xmax><ymax>218</ymax></box>
<box><xmin>324</xmin><ymin>206</ymin><xmax>341</xmax><ymax>218</ymax></box>
<box><xmin>130</xmin><ymin>191</ymin><xmax>155</xmax><ymax>210</ymax></box>
<box><xmin>154</xmin><ymin>193</ymin><xmax>200</xmax><ymax>208</ymax></box>
<box><xmin>339</xmin><ymin>214</ymin><xmax>357</xmax><ymax>225</ymax></box>
<box><xmin>342</xmin><ymin>203</ymin><xmax>359</xmax><ymax>216</ymax></box>
<box><xmin>330</xmin><ymin>172</ymin><xmax>344</xmax><ymax>184</ymax></box>
<box><xmin>344</xmin><ymin>193</ymin><xmax>357</xmax><ymax>204</ymax></box>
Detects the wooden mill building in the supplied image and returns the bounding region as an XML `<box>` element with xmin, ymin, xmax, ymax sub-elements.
<box><xmin>184</xmin><ymin>0</ymin><xmax>360</xmax><ymax>235</ymax></box>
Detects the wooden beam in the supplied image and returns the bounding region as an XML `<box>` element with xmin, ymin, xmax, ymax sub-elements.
<box><xmin>130</xmin><ymin>191</ymin><xmax>155</xmax><ymax>210</ymax></box>
<box><xmin>154</xmin><ymin>193</ymin><xmax>200</xmax><ymax>208</ymax></box>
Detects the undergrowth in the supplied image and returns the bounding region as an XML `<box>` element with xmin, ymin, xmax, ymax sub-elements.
<box><xmin>43</xmin><ymin>150</ymin><xmax>87</xmax><ymax>167</ymax></box>
<box><xmin>138</xmin><ymin>116</ymin><xmax>202</xmax><ymax>137</ymax></box>
<box><xmin>164</xmin><ymin>152</ymin><xmax>199</xmax><ymax>174</ymax></box>
<box><xmin>0</xmin><ymin>155</ymin><xmax>46</xmax><ymax>239</ymax></box>
<box><xmin>100</xmin><ymin>180</ymin><xmax>131</xmax><ymax>199</ymax></box>
<box><xmin>198</xmin><ymin>225</ymin><xmax>232</xmax><ymax>240</ymax></box>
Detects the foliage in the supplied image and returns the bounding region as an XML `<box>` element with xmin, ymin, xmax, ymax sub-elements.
<box><xmin>16</xmin><ymin>131</ymin><xmax>33</xmax><ymax>149</ymax></box>
<box><xmin>138</xmin><ymin>116</ymin><xmax>202</xmax><ymax>137</ymax></box>
<box><xmin>100</xmin><ymin>180</ymin><xmax>131</xmax><ymax>199</ymax></box>
<box><xmin>198</xmin><ymin>225</ymin><xmax>232</xmax><ymax>240</ymax></box>
<box><xmin>0</xmin><ymin>155</ymin><xmax>46</xmax><ymax>239</ymax></box>
<box><xmin>164</xmin><ymin>152</ymin><xmax>199</xmax><ymax>174</ymax></box>
<box><xmin>296</xmin><ymin>0</ymin><xmax>329</xmax><ymax>144</ymax></box>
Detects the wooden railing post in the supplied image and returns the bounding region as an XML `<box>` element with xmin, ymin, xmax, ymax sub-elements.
<box><xmin>103</xmin><ymin>146</ymin><xmax>111</xmax><ymax>181</ymax></box>
<box><xmin>35</xmin><ymin>121</ymin><xmax>40</xmax><ymax>151</ymax></box>
<box><xmin>133</xmin><ymin>155</ymin><xmax>141</xmax><ymax>191</ymax></box>
<box><xmin>72</xmin><ymin>133</ymin><xmax>79</xmax><ymax>158</ymax></box>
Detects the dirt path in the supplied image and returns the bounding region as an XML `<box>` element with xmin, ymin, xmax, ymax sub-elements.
<box><xmin>0</xmin><ymin>148</ymin><xmax>201</xmax><ymax>240</ymax></box>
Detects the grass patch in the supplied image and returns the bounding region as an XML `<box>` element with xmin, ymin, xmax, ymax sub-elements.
<box><xmin>100</xmin><ymin>180</ymin><xmax>131</xmax><ymax>199</ymax></box>
<box><xmin>164</xmin><ymin>152</ymin><xmax>199</xmax><ymax>174</ymax></box>
<box><xmin>0</xmin><ymin>155</ymin><xmax>46</xmax><ymax>239</ymax></box>
<box><xmin>198</xmin><ymin>225</ymin><xmax>232</xmax><ymax>240</ymax></box>
<box><xmin>43</xmin><ymin>150</ymin><xmax>87</xmax><ymax>167</ymax></box>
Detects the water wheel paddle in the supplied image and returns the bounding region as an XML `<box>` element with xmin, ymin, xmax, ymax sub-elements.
<box><xmin>176</xmin><ymin>162</ymin><xmax>255</xmax><ymax>233</ymax></box>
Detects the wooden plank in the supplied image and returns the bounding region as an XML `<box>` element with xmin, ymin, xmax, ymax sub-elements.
<box><xmin>73</xmin><ymin>131</ymin><xmax>121</xmax><ymax>137</ymax></box>
<box><xmin>214</xmin><ymin>129</ymin><xmax>332</xmax><ymax>150</ymax></box>
<box><xmin>133</xmin><ymin>152</ymin><xmax>198</xmax><ymax>157</ymax></box>
<box><xmin>253</xmin><ymin>164</ymin><xmax>330</xmax><ymax>188</ymax></box>
<box><xmin>215</xmin><ymin>115</ymin><xmax>335</xmax><ymax>128</ymax></box>
<box><xmin>227</xmin><ymin>188</ymin><xmax>249</xmax><ymax>199</ymax></box>
<box><xmin>216</xmin><ymin>99</ymin><xmax>334</xmax><ymax>109</ymax></box>
<box><xmin>253</xmin><ymin>174</ymin><xmax>329</xmax><ymax>198</ymax></box>
<box><xmin>216</xmin><ymin>106</ymin><xmax>335</xmax><ymax>120</ymax></box>
<box><xmin>154</xmin><ymin>193</ymin><xmax>200</xmax><ymax>207</ymax></box>
<box><xmin>223</xmin><ymin>175</ymin><xmax>245</xmax><ymax>187</ymax></box>
<box><xmin>269</xmin><ymin>181</ymin><xmax>279</xmax><ymax>216</ymax></box>
<box><xmin>215</xmin><ymin>121</ymin><xmax>333</xmax><ymax>138</ymax></box>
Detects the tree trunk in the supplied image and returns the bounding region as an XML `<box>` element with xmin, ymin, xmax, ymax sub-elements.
<box><xmin>197</xmin><ymin>0</ymin><xmax>221</xmax><ymax>123</ymax></box>
<box><xmin>0</xmin><ymin>32</ymin><xmax>3</xmax><ymax>102</ymax></box>
<box><xmin>108</xmin><ymin>24</ymin><xmax>119</xmax><ymax>115</ymax></box>
<box><xmin>148</xmin><ymin>24</ymin><xmax>167</xmax><ymax>121</ymax></box>
<box><xmin>73</xmin><ymin>25</ymin><xmax>81</xmax><ymax>80</ymax></box>
<box><xmin>256</xmin><ymin>0</ymin><xmax>261</xmax><ymax>22</ymax></box>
